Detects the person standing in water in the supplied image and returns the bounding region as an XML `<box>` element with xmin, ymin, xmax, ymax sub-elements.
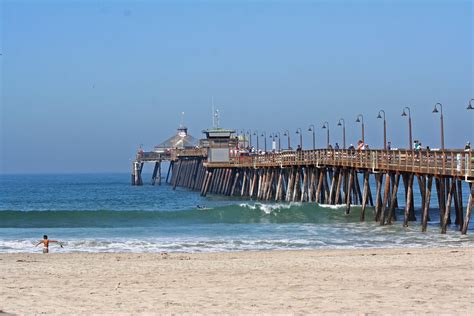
<box><xmin>35</xmin><ymin>235</ymin><xmax>63</xmax><ymax>253</ymax></box>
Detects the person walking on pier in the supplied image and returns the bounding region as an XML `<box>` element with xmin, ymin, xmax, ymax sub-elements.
<box><xmin>296</xmin><ymin>145</ymin><xmax>302</xmax><ymax>161</ymax></box>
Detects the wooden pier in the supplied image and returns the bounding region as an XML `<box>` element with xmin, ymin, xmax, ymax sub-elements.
<box><xmin>133</xmin><ymin>145</ymin><xmax>473</xmax><ymax>234</ymax></box>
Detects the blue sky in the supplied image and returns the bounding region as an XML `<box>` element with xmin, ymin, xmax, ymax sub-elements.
<box><xmin>1</xmin><ymin>0</ymin><xmax>472</xmax><ymax>173</ymax></box>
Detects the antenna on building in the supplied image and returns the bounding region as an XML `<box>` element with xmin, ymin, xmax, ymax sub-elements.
<box><xmin>180</xmin><ymin>111</ymin><xmax>185</xmax><ymax>128</ymax></box>
<box><xmin>215</xmin><ymin>109</ymin><xmax>220</xmax><ymax>128</ymax></box>
<box><xmin>211</xmin><ymin>96</ymin><xmax>215</xmax><ymax>128</ymax></box>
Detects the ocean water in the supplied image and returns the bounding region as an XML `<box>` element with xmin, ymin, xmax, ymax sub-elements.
<box><xmin>0</xmin><ymin>172</ymin><xmax>472</xmax><ymax>253</ymax></box>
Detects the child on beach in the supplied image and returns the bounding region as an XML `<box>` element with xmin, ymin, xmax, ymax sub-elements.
<box><xmin>35</xmin><ymin>235</ymin><xmax>63</xmax><ymax>253</ymax></box>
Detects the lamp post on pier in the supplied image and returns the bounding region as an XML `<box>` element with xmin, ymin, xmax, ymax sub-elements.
<box><xmin>261</xmin><ymin>131</ymin><xmax>267</xmax><ymax>152</ymax></box>
<box><xmin>246</xmin><ymin>130</ymin><xmax>253</xmax><ymax>148</ymax></box>
<box><xmin>401</xmin><ymin>107</ymin><xmax>413</xmax><ymax>150</ymax></box>
<box><xmin>253</xmin><ymin>130</ymin><xmax>259</xmax><ymax>152</ymax></box>
<box><xmin>432</xmin><ymin>103</ymin><xmax>445</xmax><ymax>151</ymax></box>
<box><xmin>322</xmin><ymin>121</ymin><xmax>330</xmax><ymax>148</ymax></box>
<box><xmin>468</xmin><ymin>99</ymin><xmax>474</xmax><ymax>110</ymax></box>
<box><xmin>275</xmin><ymin>132</ymin><xmax>281</xmax><ymax>151</ymax></box>
<box><xmin>355</xmin><ymin>114</ymin><xmax>365</xmax><ymax>144</ymax></box>
<box><xmin>377</xmin><ymin>110</ymin><xmax>387</xmax><ymax>150</ymax></box>
<box><xmin>296</xmin><ymin>128</ymin><xmax>303</xmax><ymax>149</ymax></box>
<box><xmin>308</xmin><ymin>124</ymin><xmax>316</xmax><ymax>149</ymax></box>
<box><xmin>337</xmin><ymin>118</ymin><xmax>346</xmax><ymax>149</ymax></box>
<box><xmin>283</xmin><ymin>129</ymin><xmax>291</xmax><ymax>150</ymax></box>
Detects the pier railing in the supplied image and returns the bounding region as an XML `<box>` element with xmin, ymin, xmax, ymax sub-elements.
<box><xmin>206</xmin><ymin>149</ymin><xmax>474</xmax><ymax>179</ymax></box>
<box><xmin>172</xmin><ymin>148</ymin><xmax>207</xmax><ymax>159</ymax></box>
<box><xmin>136</xmin><ymin>148</ymin><xmax>207</xmax><ymax>162</ymax></box>
<box><xmin>136</xmin><ymin>151</ymin><xmax>167</xmax><ymax>161</ymax></box>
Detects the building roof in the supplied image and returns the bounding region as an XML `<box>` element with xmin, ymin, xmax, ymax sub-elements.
<box><xmin>154</xmin><ymin>127</ymin><xmax>198</xmax><ymax>150</ymax></box>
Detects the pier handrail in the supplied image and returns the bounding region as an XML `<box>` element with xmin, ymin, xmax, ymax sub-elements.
<box><xmin>205</xmin><ymin>148</ymin><xmax>473</xmax><ymax>178</ymax></box>
<box><xmin>136</xmin><ymin>148</ymin><xmax>207</xmax><ymax>162</ymax></box>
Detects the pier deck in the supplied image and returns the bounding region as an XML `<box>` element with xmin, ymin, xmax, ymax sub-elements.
<box><xmin>206</xmin><ymin>149</ymin><xmax>474</xmax><ymax>180</ymax></box>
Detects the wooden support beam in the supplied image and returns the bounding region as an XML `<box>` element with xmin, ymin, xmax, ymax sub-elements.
<box><xmin>177</xmin><ymin>160</ymin><xmax>188</xmax><ymax>187</ymax></box>
<box><xmin>265</xmin><ymin>168</ymin><xmax>273</xmax><ymax>200</ymax></box>
<box><xmin>435</xmin><ymin>177</ymin><xmax>444</xmax><ymax>226</ymax></box>
<box><xmin>230</xmin><ymin>171</ymin><xmax>240</xmax><ymax>196</ymax></box>
<box><xmin>461</xmin><ymin>184</ymin><xmax>473</xmax><ymax>235</ymax></box>
<box><xmin>421</xmin><ymin>175</ymin><xmax>433</xmax><ymax>232</ymax></box>
<box><xmin>456</xmin><ymin>179</ymin><xmax>464</xmax><ymax>229</ymax></box>
<box><xmin>452</xmin><ymin>178</ymin><xmax>460</xmax><ymax>225</ymax></box>
<box><xmin>391</xmin><ymin>174</ymin><xmax>399</xmax><ymax>209</ymax></box>
<box><xmin>308</xmin><ymin>167</ymin><xmax>315</xmax><ymax>203</ymax></box>
<box><xmin>151</xmin><ymin>162</ymin><xmax>159</xmax><ymax>185</ymax></box>
<box><xmin>250</xmin><ymin>169</ymin><xmax>258</xmax><ymax>198</ymax></box>
<box><xmin>417</xmin><ymin>175</ymin><xmax>426</xmax><ymax>218</ymax></box>
<box><xmin>285</xmin><ymin>167</ymin><xmax>293</xmax><ymax>202</ymax></box>
<box><xmin>301</xmin><ymin>167</ymin><xmax>308</xmax><ymax>202</ymax></box>
<box><xmin>221</xmin><ymin>169</ymin><xmax>229</xmax><ymax>195</ymax></box>
<box><xmin>345</xmin><ymin>169</ymin><xmax>354</xmax><ymax>214</ymax></box>
<box><xmin>380</xmin><ymin>173</ymin><xmax>391</xmax><ymax>225</ymax></box>
<box><xmin>257</xmin><ymin>169</ymin><xmax>264</xmax><ymax>200</ymax></box>
<box><xmin>221</xmin><ymin>169</ymin><xmax>229</xmax><ymax>194</ymax></box>
<box><xmin>177</xmin><ymin>160</ymin><xmax>185</xmax><ymax>187</ymax></box>
<box><xmin>266</xmin><ymin>168</ymin><xmax>275</xmax><ymax>200</ymax></box>
<box><xmin>223</xmin><ymin>169</ymin><xmax>232</xmax><ymax>195</ymax></box>
<box><xmin>183</xmin><ymin>160</ymin><xmax>191</xmax><ymax>188</ymax></box>
<box><xmin>387</xmin><ymin>173</ymin><xmax>400</xmax><ymax>224</ymax></box>
<box><xmin>403</xmin><ymin>173</ymin><xmax>414</xmax><ymax>227</ymax></box>
<box><xmin>202</xmin><ymin>170</ymin><xmax>212</xmax><ymax>197</ymax></box>
<box><xmin>360</xmin><ymin>171</ymin><xmax>369</xmax><ymax>221</ymax></box>
<box><xmin>292</xmin><ymin>167</ymin><xmax>301</xmax><ymax>202</ymax></box>
<box><xmin>131</xmin><ymin>163</ymin><xmax>136</xmax><ymax>185</ymax></box>
<box><xmin>200</xmin><ymin>170</ymin><xmax>208</xmax><ymax>195</ymax></box>
<box><xmin>241</xmin><ymin>169</ymin><xmax>247</xmax><ymax>197</ymax></box>
<box><xmin>207</xmin><ymin>168</ymin><xmax>216</xmax><ymax>193</ymax></box>
<box><xmin>276</xmin><ymin>168</ymin><xmax>283</xmax><ymax>201</ymax></box>
<box><xmin>137</xmin><ymin>162</ymin><xmax>143</xmax><ymax>183</ymax></box>
<box><xmin>442</xmin><ymin>177</ymin><xmax>449</xmax><ymax>225</ymax></box>
<box><xmin>456</xmin><ymin>179</ymin><xmax>464</xmax><ymax>226</ymax></box>
<box><xmin>367</xmin><ymin>176</ymin><xmax>374</xmax><ymax>207</ymax></box>
<box><xmin>315</xmin><ymin>169</ymin><xmax>324</xmax><ymax>204</ymax></box>
<box><xmin>226</xmin><ymin>169</ymin><xmax>234</xmax><ymax>195</ymax></box>
<box><xmin>189</xmin><ymin>160</ymin><xmax>198</xmax><ymax>189</ymax></box>
<box><xmin>328</xmin><ymin>168</ymin><xmax>338</xmax><ymax>204</ymax></box>
<box><xmin>158</xmin><ymin>162</ymin><xmax>162</xmax><ymax>186</ymax></box>
<box><xmin>181</xmin><ymin>160</ymin><xmax>188</xmax><ymax>188</ymax></box>
<box><xmin>354</xmin><ymin>171</ymin><xmax>363</xmax><ymax>206</ymax></box>
<box><xmin>335</xmin><ymin>168</ymin><xmax>344</xmax><ymax>205</ymax></box>
<box><xmin>200</xmin><ymin>171</ymin><xmax>209</xmax><ymax>195</ymax></box>
<box><xmin>195</xmin><ymin>162</ymin><xmax>204</xmax><ymax>190</ymax></box>
<box><xmin>165</xmin><ymin>161</ymin><xmax>173</xmax><ymax>184</ymax></box>
<box><xmin>441</xmin><ymin>178</ymin><xmax>455</xmax><ymax>234</ymax></box>
<box><xmin>374</xmin><ymin>173</ymin><xmax>383</xmax><ymax>222</ymax></box>
<box><xmin>342</xmin><ymin>169</ymin><xmax>348</xmax><ymax>204</ymax></box>
<box><xmin>208</xmin><ymin>169</ymin><xmax>219</xmax><ymax>193</ymax></box>
<box><xmin>282</xmin><ymin>169</ymin><xmax>289</xmax><ymax>201</ymax></box>
<box><xmin>323</xmin><ymin>169</ymin><xmax>330</xmax><ymax>204</ymax></box>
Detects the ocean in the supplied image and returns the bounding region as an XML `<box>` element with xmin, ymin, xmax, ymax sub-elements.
<box><xmin>0</xmin><ymin>172</ymin><xmax>472</xmax><ymax>253</ymax></box>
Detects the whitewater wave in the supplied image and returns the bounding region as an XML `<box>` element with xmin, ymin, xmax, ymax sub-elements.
<box><xmin>238</xmin><ymin>202</ymin><xmax>303</xmax><ymax>214</ymax></box>
<box><xmin>1</xmin><ymin>229</ymin><xmax>472</xmax><ymax>254</ymax></box>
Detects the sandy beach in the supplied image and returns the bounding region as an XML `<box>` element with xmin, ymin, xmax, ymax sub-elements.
<box><xmin>1</xmin><ymin>247</ymin><xmax>473</xmax><ymax>315</ymax></box>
